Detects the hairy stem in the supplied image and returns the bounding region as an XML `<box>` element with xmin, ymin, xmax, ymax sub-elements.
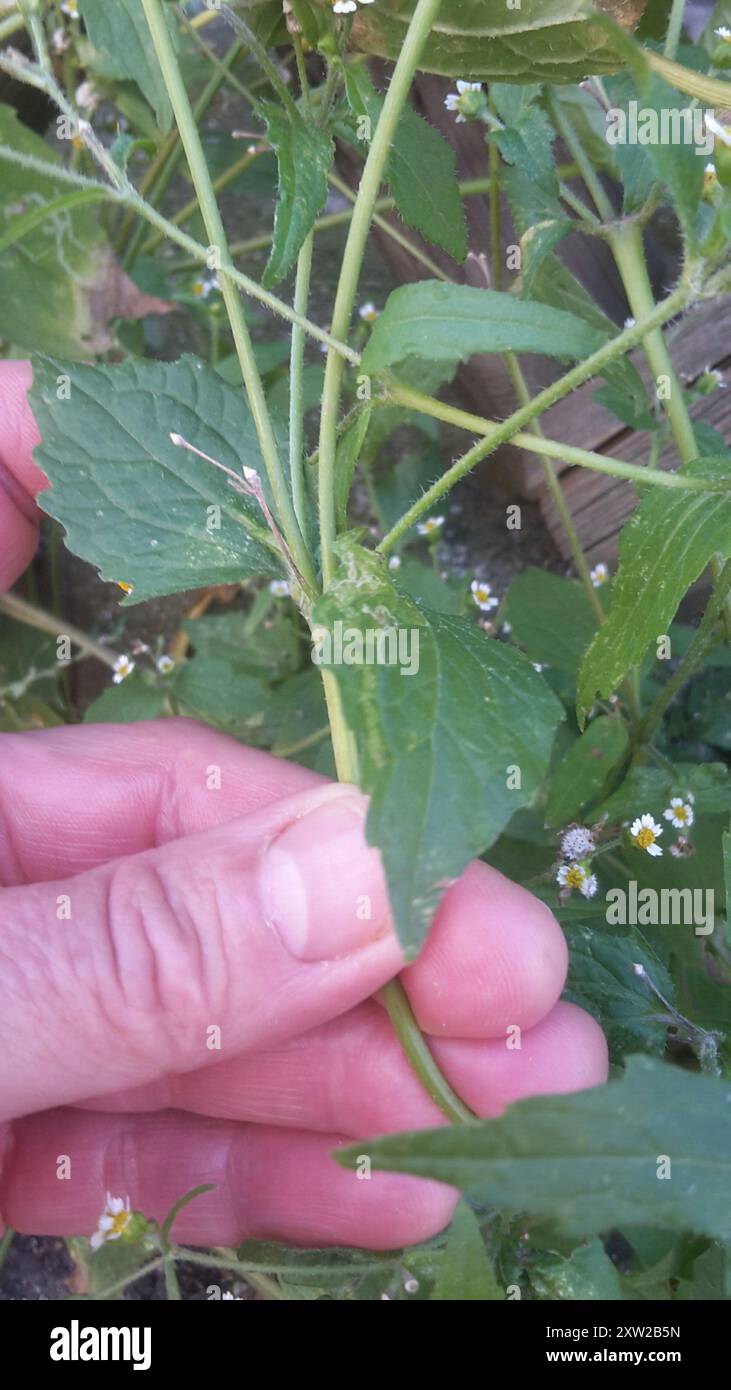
<box><xmin>142</xmin><ymin>0</ymin><xmax>315</xmax><ymax>593</ymax></box>
<box><xmin>636</xmin><ymin>562</ymin><xmax>731</xmax><ymax>748</ymax></box>
<box><xmin>0</xmin><ymin>592</ymin><xmax>120</xmax><ymax>668</ymax></box>
<box><xmin>317</xmin><ymin>0</ymin><xmax>445</xmax><ymax>585</ymax></box>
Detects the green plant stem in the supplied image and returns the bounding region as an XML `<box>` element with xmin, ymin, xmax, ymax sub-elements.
<box><xmin>317</xmin><ymin>0</ymin><xmax>445</xmax><ymax>586</ymax></box>
<box><xmin>384</xmin><ymin>382</ymin><xmax>707</xmax><ymax>490</ymax></box>
<box><xmin>327</xmin><ymin>168</ymin><xmax>451</xmax><ymax>283</ymax></box>
<box><xmin>142</xmin><ymin>0</ymin><xmax>316</xmax><ymax>594</ymax></box>
<box><xmin>288</xmin><ymin>36</ymin><xmax>314</xmax><ymax>535</ymax></box>
<box><xmin>220</xmin><ymin>3</ymin><xmax>300</xmax><ymax>119</ymax></box>
<box><xmin>636</xmin><ymin>563</ymin><xmax>731</xmax><ymax>748</ymax></box>
<box><xmin>376</xmin><ymin>280</ymin><xmax>705</xmax><ymax>552</ymax></box>
<box><xmin>664</xmin><ymin>0</ymin><xmax>686</xmax><ymax>60</ymax></box>
<box><xmin>0</xmin><ymin>592</ymin><xmax>120</xmax><ymax>668</ymax></box>
<box><xmin>379</xmin><ymin>979</ymin><xmax>476</xmax><ymax>1123</ymax></box>
<box><xmin>121</xmin><ymin>32</ymin><xmax>246</xmax><ymax>263</ymax></box>
<box><xmin>645</xmin><ymin>50</ymin><xmax>731</xmax><ymax>106</ymax></box>
<box><xmin>164</xmin><ymin>1254</ymin><xmax>182</xmax><ymax>1300</ymax></box>
<box><xmin>0</xmin><ymin>10</ymin><xmax>23</xmax><ymax>42</ymax></box>
<box><xmin>547</xmin><ymin>87</ymin><xmax>614</xmax><ymax>223</ymax></box>
<box><xmin>503</xmin><ymin>354</ymin><xmax>605</xmax><ymax>626</ymax></box>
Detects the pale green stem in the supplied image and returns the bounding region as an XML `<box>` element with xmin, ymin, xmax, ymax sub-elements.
<box><xmin>0</xmin><ymin>10</ymin><xmax>23</xmax><ymax>42</ymax></box>
<box><xmin>376</xmin><ymin>281</ymin><xmax>703</xmax><ymax>553</ymax></box>
<box><xmin>547</xmin><ymin>88</ymin><xmax>614</xmax><ymax>223</ymax></box>
<box><xmin>646</xmin><ymin>51</ymin><xmax>731</xmax><ymax>106</ymax></box>
<box><xmin>220</xmin><ymin>3</ymin><xmax>300</xmax><ymax>120</ymax></box>
<box><xmin>140</xmin><ymin>0</ymin><xmax>316</xmax><ymax>595</ymax></box>
<box><xmin>317</xmin><ymin>0</ymin><xmax>445</xmax><ymax>586</ymax></box>
<box><xmin>664</xmin><ymin>0</ymin><xmax>686</xmax><ymax>60</ymax></box>
<box><xmin>140</xmin><ymin>150</ymin><xmax>262</xmax><ymax>256</ymax></box>
<box><xmin>289</xmin><ymin>231</ymin><xmax>314</xmax><ymax>537</ymax></box>
<box><xmin>328</xmin><ymin>169</ymin><xmax>451</xmax><ymax>283</ymax></box>
<box><xmin>0</xmin><ymin>592</ymin><xmax>120</xmax><ymax>668</ymax></box>
<box><xmin>503</xmin><ymin>354</ymin><xmax>605</xmax><ymax>625</ymax></box>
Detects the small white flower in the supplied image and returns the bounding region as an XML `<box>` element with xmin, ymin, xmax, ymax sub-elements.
<box><xmin>51</xmin><ymin>26</ymin><xmax>70</xmax><ymax>54</ymax></box>
<box><xmin>269</xmin><ymin>579</ymin><xmax>290</xmax><ymax>598</ymax></box>
<box><xmin>629</xmin><ymin>812</ymin><xmax>663</xmax><ymax>857</ymax></box>
<box><xmin>112</xmin><ymin>655</ymin><xmax>135</xmax><ymax>685</ymax></box>
<box><xmin>403</xmin><ymin>1277</ymin><xmax>419</xmax><ymax>1294</ymax></box>
<box><xmin>333</xmin><ymin>0</ymin><xmax>374</xmax><ymax>12</ymax></box>
<box><xmin>358</xmin><ymin>301</ymin><xmax>379</xmax><ymax>323</ymax></box>
<box><xmin>663</xmin><ymin>797</ymin><xmax>694</xmax><ymax>830</ymax></box>
<box><xmin>623</xmin><ymin>316</ymin><xmax>636</xmax><ymax>329</ymax></box>
<box><xmin>500</xmin><ymin>621</ymin><xmax>512</xmax><ymax>636</ymax></box>
<box><xmin>75</xmin><ymin>80</ymin><xmax>99</xmax><ymax>112</ymax></box>
<box><xmin>191</xmin><ymin>274</ymin><xmax>218</xmax><ymax>299</ymax></box>
<box><xmin>157</xmin><ymin>654</ymin><xmax>175</xmax><ymax>675</ymax></box>
<box><xmin>61</xmin><ymin>0</ymin><xmax>80</xmax><ymax>16</ymax></box>
<box><xmin>704</xmin><ymin>163</ymin><xmax>719</xmax><ymax>194</ymax></box>
<box><xmin>470</xmin><ymin>578</ymin><xmax>498</xmax><ymax>612</ymax></box>
<box><xmin>532</xmin><ymin>661</ymin><xmax>545</xmax><ymax>672</ymax></box>
<box><xmin>703</xmin><ymin>364</ymin><xmax>725</xmax><ymax>388</ymax></box>
<box><xmin>417</xmin><ymin>515</ymin><xmax>444</xmax><ymax>538</ymax></box>
<box><xmin>705</xmin><ymin>113</ymin><xmax>731</xmax><ymax>149</ymax></box>
<box><xmin>90</xmin><ymin>1193</ymin><xmax>132</xmax><ymax>1251</ymax></box>
<box><xmin>715</xmin><ymin>26</ymin><xmax>731</xmax><ymax>41</ymax></box>
<box><xmin>388</xmin><ymin>555</ymin><xmax>401</xmax><ymax>570</ymax></box>
<box><xmin>444</xmin><ymin>80</ymin><xmax>483</xmax><ymax>123</ymax></box>
<box><xmin>561</xmin><ymin>826</ymin><xmax>596</xmax><ymax>860</ymax></box>
<box><xmin>556</xmin><ymin>862</ymin><xmax>598</xmax><ymax>898</ymax></box>
<box><xmin>590</xmin><ymin>562</ymin><xmax>610</xmax><ymax>588</ymax></box>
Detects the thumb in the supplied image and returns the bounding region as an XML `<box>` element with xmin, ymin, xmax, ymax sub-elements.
<box><xmin>0</xmin><ymin>782</ymin><xmax>401</xmax><ymax>1121</ymax></box>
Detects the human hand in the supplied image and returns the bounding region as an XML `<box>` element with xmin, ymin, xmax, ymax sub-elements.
<box><xmin>0</xmin><ymin>362</ymin><xmax>607</xmax><ymax>1251</ymax></box>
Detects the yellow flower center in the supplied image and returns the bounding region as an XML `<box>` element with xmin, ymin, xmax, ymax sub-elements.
<box><xmin>109</xmin><ymin>1210</ymin><xmax>131</xmax><ymax>1239</ymax></box>
<box><xmin>565</xmin><ymin>866</ymin><xmax>585</xmax><ymax>889</ymax></box>
<box><xmin>674</xmin><ymin>805</ymin><xmax>689</xmax><ymax>823</ymax></box>
<box><xmin>634</xmin><ymin>827</ymin><xmax>656</xmax><ymax>848</ymax></box>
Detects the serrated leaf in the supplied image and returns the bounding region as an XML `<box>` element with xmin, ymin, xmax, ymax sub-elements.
<box><xmin>344</xmin><ymin>65</ymin><xmax>467</xmax><ymax>262</ymax></box>
<box><xmin>338</xmin><ymin>1055</ymin><xmax>731</xmax><ymax>1240</ymax></box>
<box><xmin>433</xmin><ymin>1202</ymin><xmax>502</xmax><ymax>1300</ymax></box>
<box><xmin>30</xmin><ymin>355</ymin><xmax>279</xmax><ymax>603</ymax></box>
<box><xmin>313</xmin><ymin>537</ymin><xmax>563</xmax><ymax>956</ymax></box>
<box><xmin>595</xmin><ymin>761</ymin><xmax>731</xmax><ymax>821</ymax></box>
<box><xmin>335</xmin><ymin>405</ymin><xmax>372</xmax><ymax>529</ymax></box>
<box><xmin>546</xmin><ymin>715</ymin><xmax>629</xmax><ymax>826</ymax></box>
<box><xmin>79</xmin><ymin>0</ymin><xmax>178</xmax><ymax>131</ymax></box>
<box><xmin>577</xmin><ymin>460</ymin><xmax>731</xmax><ymax>721</ymax></box>
<box><xmin>350</xmin><ymin>0</ymin><xmax>646</xmax><ymax>83</ymax></box>
<box><xmin>361</xmin><ymin>281</ymin><xmax>607</xmax><ymax>375</ymax></box>
<box><xmin>531</xmin><ymin>1238</ymin><xmax>625</xmax><ymax>1300</ymax></box>
<box><xmin>563</xmin><ymin>925</ymin><xmax>677</xmax><ymax>1057</ymax></box>
<box><xmin>258</xmin><ymin>101</ymin><xmax>333</xmax><ymax>287</ymax></box>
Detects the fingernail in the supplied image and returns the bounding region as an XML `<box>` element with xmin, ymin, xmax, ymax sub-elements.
<box><xmin>261</xmin><ymin>790</ymin><xmax>391</xmax><ymax>961</ymax></box>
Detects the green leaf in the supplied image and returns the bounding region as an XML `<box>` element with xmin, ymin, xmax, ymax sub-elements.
<box><xmin>173</xmin><ymin>660</ymin><xmax>269</xmax><ymax>735</ymax></box>
<box><xmin>577</xmin><ymin>460</ymin><xmax>731</xmax><ymax>721</ymax></box>
<box><xmin>78</xmin><ymin>0</ymin><xmax>178</xmax><ymax>131</ymax></box>
<box><xmin>344</xmin><ymin>65</ymin><xmax>467</xmax><ymax>262</ymax></box>
<box><xmin>338</xmin><ymin>1055</ymin><xmax>731</xmax><ymax>1241</ymax></box>
<box><xmin>595</xmin><ymin>761</ymin><xmax>731</xmax><ymax>823</ymax></box>
<box><xmin>531</xmin><ymin>1239</ymin><xmax>625</xmax><ymax>1300</ymax></box>
<box><xmin>361</xmin><ymin>281</ymin><xmax>607</xmax><ymax>375</ymax></box>
<box><xmin>490</xmin><ymin>87</ymin><xmax>557</xmax><ymax>192</ymax></box>
<box><xmin>433</xmin><ymin>1203</ymin><xmax>503</xmax><ymax>1300</ymax></box>
<box><xmin>257</xmin><ymin>101</ymin><xmax>333</xmax><ymax>287</ymax></box>
<box><xmin>30</xmin><ymin>355</ymin><xmax>280</xmax><ymax>603</ymax></box>
<box><xmin>563</xmin><ymin>926</ymin><xmax>677</xmax><ymax>1058</ymax></box>
<box><xmin>503</xmin><ymin>568</ymin><xmax>596</xmax><ymax>676</ymax></box>
<box><xmin>0</xmin><ymin>105</ymin><xmax>109</xmax><ymax>359</ymax></box>
<box><xmin>545</xmin><ymin>714</ymin><xmax>630</xmax><ymax>827</ymax></box>
<box><xmin>335</xmin><ymin>406</ymin><xmax>372</xmax><ymax>530</ymax></box>
<box><xmin>83</xmin><ymin>678</ymin><xmax>168</xmax><ymax>725</ymax></box>
<box><xmin>313</xmin><ymin>538</ymin><xmax>563</xmax><ymax>957</ymax></box>
<box><xmin>349</xmin><ymin>0</ymin><xmax>639</xmax><ymax>83</ymax></box>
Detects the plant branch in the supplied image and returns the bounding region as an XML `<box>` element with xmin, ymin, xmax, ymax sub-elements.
<box><xmin>317</xmin><ymin>0</ymin><xmax>445</xmax><ymax>586</ymax></box>
<box><xmin>0</xmin><ymin>592</ymin><xmax>120</xmax><ymax>668</ymax></box>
